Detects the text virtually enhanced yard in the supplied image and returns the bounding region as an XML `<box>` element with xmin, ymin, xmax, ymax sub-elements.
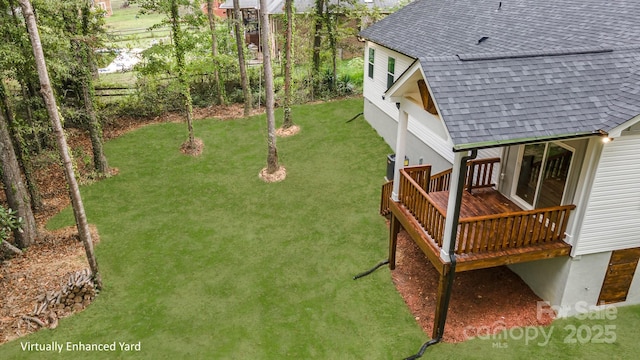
<box><xmin>2</xmin><ymin>99</ymin><xmax>640</xmax><ymax>359</ymax></box>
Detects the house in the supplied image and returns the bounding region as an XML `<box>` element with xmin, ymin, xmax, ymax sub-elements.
<box><xmin>201</xmin><ymin>0</ymin><xmax>227</xmax><ymax>19</ymax></box>
<box><xmin>94</xmin><ymin>0</ymin><xmax>113</xmax><ymax>17</ymax></box>
<box><xmin>360</xmin><ymin>0</ymin><xmax>640</xmax><ymax>339</ymax></box>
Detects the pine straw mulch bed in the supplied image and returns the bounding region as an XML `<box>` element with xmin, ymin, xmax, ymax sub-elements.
<box><xmin>391</xmin><ymin>229</ymin><xmax>555</xmax><ymax>342</ymax></box>
<box><xmin>0</xmin><ymin>226</ymin><xmax>99</xmax><ymax>344</ymax></box>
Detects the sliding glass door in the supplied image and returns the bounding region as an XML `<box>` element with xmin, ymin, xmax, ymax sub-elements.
<box><xmin>514</xmin><ymin>142</ymin><xmax>573</xmax><ymax>209</ymax></box>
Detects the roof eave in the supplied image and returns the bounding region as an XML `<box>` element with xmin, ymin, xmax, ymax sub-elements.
<box><xmin>452</xmin><ymin>130</ymin><xmax>606</xmax><ymax>152</ymax></box>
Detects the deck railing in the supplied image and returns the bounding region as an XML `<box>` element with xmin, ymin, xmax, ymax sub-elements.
<box><xmin>429</xmin><ymin>169</ymin><xmax>452</xmax><ymax>192</ymax></box>
<box><xmin>380</xmin><ymin>158</ymin><xmax>500</xmax><ymax>217</ymax></box>
<box><xmin>380</xmin><ymin>180</ymin><xmax>393</xmax><ymax>216</ymax></box>
<box><xmin>466</xmin><ymin>157</ymin><xmax>499</xmax><ymax>191</ymax></box>
<box><xmin>456</xmin><ymin>205</ymin><xmax>575</xmax><ymax>255</ymax></box>
<box><xmin>387</xmin><ymin>159</ymin><xmax>575</xmax><ymax>256</ymax></box>
<box><xmin>403</xmin><ymin>165</ymin><xmax>433</xmax><ymax>191</ymax></box>
<box><xmin>399</xmin><ymin>168</ymin><xmax>447</xmax><ymax>246</ymax></box>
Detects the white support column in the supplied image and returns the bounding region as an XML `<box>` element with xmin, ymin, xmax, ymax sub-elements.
<box><xmin>440</xmin><ymin>151</ymin><xmax>466</xmax><ymax>260</ymax></box>
<box><xmin>391</xmin><ymin>106</ymin><xmax>408</xmax><ymax>201</ymax></box>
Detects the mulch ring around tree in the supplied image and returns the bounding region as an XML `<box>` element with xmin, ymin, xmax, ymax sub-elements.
<box><xmin>180</xmin><ymin>138</ymin><xmax>204</xmax><ymax>157</ymax></box>
<box><xmin>259</xmin><ymin>166</ymin><xmax>287</xmax><ymax>183</ymax></box>
<box><xmin>276</xmin><ymin>125</ymin><xmax>301</xmax><ymax>137</ymax></box>
<box><xmin>391</xmin><ymin>229</ymin><xmax>555</xmax><ymax>343</ymax></box>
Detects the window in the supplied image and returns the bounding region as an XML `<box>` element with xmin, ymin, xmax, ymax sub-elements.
<box><xmin>387</xmin><ymin>57</ymin><xmax>395</xmax><ymax>89</ymax></box>
<box><xmin>514</xmin><ymin>142</ymin><xmax>574</xmax><ymax>209</ymax></box>
<box><xmin>368</xmin><ymin>48</ymin><xmax>375</xmax><ymax>79</ymax></box>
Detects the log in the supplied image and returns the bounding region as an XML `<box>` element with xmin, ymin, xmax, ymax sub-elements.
<box><xmin>48</xmin><ymin>313</ymin><xmax>58</xmax><ymax>329</ymax></box>
<box><xmin>22</xmin><ymin>315</ymin><xmax>45</xmax><ymax>328</ymax></box>
<box><xmin>1</xmin><ymin>240</ymin><xmax>23</xmax><ymax>256</ymax></box>
<box><xmin>36</xmin><ymin>302</ymin><xmax>47</xmax><ymax>315</ymax></box>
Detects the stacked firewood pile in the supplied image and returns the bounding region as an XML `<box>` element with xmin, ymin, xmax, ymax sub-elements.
<box><xmin>22</xmin><ymin>269</ymin><xmax>97</xmax><ymax>329</ymax></box>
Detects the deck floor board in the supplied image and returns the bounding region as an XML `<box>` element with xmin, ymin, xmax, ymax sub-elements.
<box><xmin>428</xmin><ymin>188</ymin><xmax>523</xmax><ymax>219</ymax></box>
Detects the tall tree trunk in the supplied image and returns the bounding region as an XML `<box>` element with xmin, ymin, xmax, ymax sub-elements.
<box><xmin>19</xmin><ymin>83</ymin><xmax>42</xmax><ymax>153</ymax></box>
<box><xmin>207</xmin><ymin>0</ymin><xmax>225</xmax><ymax>105</ymax></box>
<box><xmin>260</xmin><ymin>0</ymin><xmax>278</xmax><ymax>173</ymax></box>
<box><xmin>312</xmin><ymin>0</ymin><xmax>324</xmax><ymax>78</ymax></box>
<box><xmin>81</xmin><ymin>80</ymin><xmax>109</xmax><ymax>173</ymax></box>
<box><xmin>9</xmin><ymin>0</ymin><xmax>44</xmax><ymax>154</ymax></box>
<box><xmin>233</xmin><ymin>0</ymin><xmax>251</xmax><ymax>116</ymax></box>
<box><xmin>19</xmin><ymin>0</ymin><xmax>102</xmax><ymax>289</ymax></box>
<box><xmin>0</xmin><ymin>80</ymin><xmax>42</xmax><ymax>211</ymax></box>
<box><xmin>80</xmin><ymin>2</ymin><xmax>109</xmax><ymax>174</ymax></box>
<box><xmin>282</xmin><ymin>0</ymin><xmax>294</xmax><ymax>129</ymax></box>
<box><xmin>0</xmin><ymin>111</ymin><xmax>38</xmax><ymax>249</ymax></box>
<box><xmin>325</xmin><ymin>11</ymin><xmax>337</xmax><ymax>92</ymax></box>
<box><xmin>170</xmin><ymin>0</ymin><xmax>195</xmax><ymax>147</ymax></box>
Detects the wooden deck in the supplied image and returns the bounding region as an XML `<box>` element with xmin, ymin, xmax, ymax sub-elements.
<box><xmin>383</xmin><ymin>158</ymin><xmax>575</xmax><ymax>274</ymax></box>
<box><xmin>381</xmin><ymin>157</ymin><xmax>574</xmax><ymax>339</ymax></box>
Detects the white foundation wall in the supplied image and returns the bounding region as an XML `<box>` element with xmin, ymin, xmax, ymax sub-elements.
<box><xmin>509</xmin><ymin>257</ymin><xmax>572</xmax><ymax>308</ymax></box>
<box><xmin>509</xmin><ymin>252</ymin><xmax>611</xmax><ymax>317</ymax></box>
<box><xmin>557</xmin><ymin>252</ymin><xmax>610</xmax><ymax>315</ymax></box>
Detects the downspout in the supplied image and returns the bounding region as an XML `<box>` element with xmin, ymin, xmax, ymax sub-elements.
<box><xmin>404</xmin><ymin>149</ymin><xmax>478</xmax><ymax>360</ymax></box>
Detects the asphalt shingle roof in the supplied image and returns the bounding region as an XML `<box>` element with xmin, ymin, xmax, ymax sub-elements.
<box><xmin>360</xmin><ymin>0</ymin><xmax>640</xmax><ymax>148</ymax></box>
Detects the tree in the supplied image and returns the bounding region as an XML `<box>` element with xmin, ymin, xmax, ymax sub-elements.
<box><xmin>232</xmin><ymin>0</ymin><xmax>251</xmax><ymax>117</ymax></box>
<box><xmin>281</xmin><ymin>0</ymin><xmax>294</xmax><ymax>129</ymax></box>
<box><xmin>206</xmin><ymin>0</ymin><xmax>225</xmax><ymax>105</ymax></box>
<box><xmin>0</xmin><ymin>79</ymin><xmax>42</xmax><ymax>211</ymax></box>
<box><xmin>259</xmin><ymin>0</ymin><xmax>279</xmax><ymax>177</ymax></box>
<box><xmin>312</xmin><ymin>0</ymin><xmax>325</xmax><ymax>85</ymax></box>
<box><xmin>136</xmin><ymin>0</ymin><xmax>198</xmax><ymax>151</ymax></box>
<box><xmin>312</xmin><ymin>0</ymin><xmax>325</xmax><ymax>73</ymax></box>
<box><xmin>0</xmin><ymin>109</ymin><xmax>38</xmax><ymax>249</ymax></box>
<box><xmin>78</xmin><ymin>0</ymin><xmax>109</xmax><ymax>174</ymax></box>
<box><xmin>324</xmin><ymin>3</ymin><xmax>337</xmax><ymax>92</ymax></box>
<box><xmin>0</xmin><ymin>0</ymin><xmax>45</xmax><ymax>210</ymax></box>
<box><xmin>169</xmin><ymin>0</ymin><xmax>196</xmax><ymax>150</ymax></box>
<box><xmin>57</xmin><ymin>0</ymin><xmax>109</xmax><ymax>175</ymax></box>
<box><xmin>0</xmin><ymin>205</ymin><xmax>24</xmax><ymax>256</ymax></box>
<box><xmin>18</xmin><ymin>0</ymin><xmax>102</xmax><ymax>289</ymax></box>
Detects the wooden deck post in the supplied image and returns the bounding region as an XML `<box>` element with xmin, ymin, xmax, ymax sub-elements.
<box><xmin>432</xmin><ymin>264</ymin><xmax>453</xmax><ymax>339</ymax></box>
<box><xmin>389</xmin><ymin>214</ymin><xmax>401</xmax><ymax>270</ymax></box>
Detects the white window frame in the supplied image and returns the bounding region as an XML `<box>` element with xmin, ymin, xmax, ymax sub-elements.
<box><xmin>511</xmin><ymin>141</ymin><xmax>575</xmax><ymax>210</ymax></box>
<box><xmin>387</xmin><ymin>57</ymin><xmax>395</xmax><ymax>89</ymax></box>
<box><xmin>368</xmin><ymin>48</ymin><xmax>375</xmax><ymax>79</ymax></box>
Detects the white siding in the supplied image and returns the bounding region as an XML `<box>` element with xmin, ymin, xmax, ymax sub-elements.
<box><xmin>363</xmin><ymin>42</ymin><xmax>413</xmax><ymax>120</ymax></box>
<box><xmin>574</xmin><ymin>134</ymin><xmax>640</xmax><ymax>255</ymax></box>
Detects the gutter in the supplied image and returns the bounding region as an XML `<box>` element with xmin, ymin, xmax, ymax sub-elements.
<box><xmin>452</xmin><ymin>131</ymin><xmax>606</xmax><ymax>152</ymax></box>
<box><xmin>404</xmin><ymin>149</ymin><xmax>478</xmax><ymax>360</ymax></box>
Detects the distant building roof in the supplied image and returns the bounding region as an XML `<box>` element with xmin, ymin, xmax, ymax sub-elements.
<box><xmin>360</xmin><ymin>0</ymin><xmax>640</xmax><ymax>149</ymax></box>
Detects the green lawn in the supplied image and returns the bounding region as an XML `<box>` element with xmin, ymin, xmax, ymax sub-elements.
<box><xmin>2</xmin><ymin>98</ymin><xmax>639</xmax><ymax>359</ymax></box>
<box><xmin>104</xmin><ymin>0</ymin><xmax>169</xmax><ymax>48</ymax></box>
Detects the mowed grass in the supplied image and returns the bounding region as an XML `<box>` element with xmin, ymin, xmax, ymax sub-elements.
<box><xmin>2</xmin><ymin>98</ymin><xmax>640</xmax><ymax>359</ymax></box>
<box><xmin>104</xmin><ymin>0</ymin><xmax>169</xmax><ymax>48</ymax></box>
<box><xmin>1</xmin><ymin>99</ymin><xmax>425</xmax><ymax>359</ymax></box>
